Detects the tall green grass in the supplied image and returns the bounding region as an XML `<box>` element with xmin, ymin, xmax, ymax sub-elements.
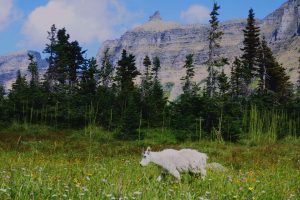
<box><xmin>242</xmin><ymin>105</ymin><xmax>299</xmax><ymax>144</ymax></box>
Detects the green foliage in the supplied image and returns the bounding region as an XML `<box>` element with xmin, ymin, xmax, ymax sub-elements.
<box><xmin>217</xmin><ymin>69</ymin><xmax>230</xmax><ymax>96</ymax></box>
<box><xmin>230</xmin><ymin>57</ymin><xmax>244</xmax><ymax>97</ymax></box>
<box><xmin>117</xmin><ymin>92</ymin><xmax>140</xmax><ymax>140</ymax></box>
<box><xmin>79</xmin><ymin>57</ymin><xmax>99</xmax><ymax>96</ymax></box>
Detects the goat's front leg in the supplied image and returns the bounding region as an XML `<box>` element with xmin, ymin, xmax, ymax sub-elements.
<box><xmin>156</xmin><ymin>170</ymin><xmax>167</xmax><ymax>182</ymax></box>
<box><xmin>168</xmin><ymin>169</ymin><xmax>181</xmax><ymax>180</ymax></box>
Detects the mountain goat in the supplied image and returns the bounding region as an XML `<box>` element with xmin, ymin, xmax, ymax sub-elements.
<box><xmin>140</xmin><ymin>147</ymin><xmax>208</xmax><ymax>181</ymax></box>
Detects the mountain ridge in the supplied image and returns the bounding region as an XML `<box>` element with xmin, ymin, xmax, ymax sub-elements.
<box><xmin>96</xmin><ymin>1</ymin><xmax>300</xmax><ymax>98</ymax></box>
<box><xmin>0</xmin><ymin>50</ymin><xmax>47</xmax><ymax>90</ymax></box>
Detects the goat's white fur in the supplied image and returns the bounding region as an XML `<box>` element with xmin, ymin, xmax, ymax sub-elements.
<box><xmin>140</xmin><ymin>147</ymin><xmax>208</xmax><ymax>181</ymax></box>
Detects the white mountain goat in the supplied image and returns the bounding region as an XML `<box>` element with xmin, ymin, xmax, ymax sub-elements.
<box><xmin>140</xmin><ymin>147</ymin><xmax>208</xmax><ymax>181</ymax></box>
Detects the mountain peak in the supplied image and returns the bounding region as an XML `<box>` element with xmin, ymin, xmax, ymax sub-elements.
<box><xmin>149</xmin><ymin>11</ymin><xmax>162</xmax><ymax>21</ymax></box>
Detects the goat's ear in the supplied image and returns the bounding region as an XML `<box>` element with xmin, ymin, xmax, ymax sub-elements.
<box><xmin>146</xmin><ymin>146</ymin><xmax>151</xmax><ymax>154</ymax></box>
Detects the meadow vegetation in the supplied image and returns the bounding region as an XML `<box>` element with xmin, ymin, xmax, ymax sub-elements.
<box><xmin>0</xmin><ymin>125</ymin><xmax>299</xmax><ymax>200</ymax></box>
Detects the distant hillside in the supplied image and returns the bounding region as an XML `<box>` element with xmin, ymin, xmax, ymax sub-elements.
<box><xmin>0</xmin><ymin>50</ymin><xmax>48</xmax><ymax>90</ymax></box>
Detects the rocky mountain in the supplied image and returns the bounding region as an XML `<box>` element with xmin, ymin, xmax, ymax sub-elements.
<box><xmin>0</xmin><ymin>50</ymin><xmax>48</xmax><ymax>90</ymax></box>
<box><xmin>97</xmin><ymin>0</ymin><xmax>300</xmax><ymax>99</ymax></box>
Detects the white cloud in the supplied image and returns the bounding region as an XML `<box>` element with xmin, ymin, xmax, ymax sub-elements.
<box><xmin>21</xmin><ymin>0</ymin><xmax>138</xmax><ymax>49</ymax></box>
<box><xmin>181</xmin><ymin>5</ymin><xmax>210</xmax><ymax>24</ymax></box>
<box><xmin>0</xmin><ymin>0</ymin><xmax>21</xmax><ymax>31</ymax></box>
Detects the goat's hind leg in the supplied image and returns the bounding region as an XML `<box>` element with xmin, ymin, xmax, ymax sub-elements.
<box><xmin>200</xmin><ymin>166</ymin><xmax>206</xmax><ymax>180</ymax></box>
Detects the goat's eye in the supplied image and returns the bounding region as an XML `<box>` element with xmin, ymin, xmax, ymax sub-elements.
<box><xmin>143</xmin><ymin>155</ymin><xmax>146</xmax><ymax>158</ymax></box>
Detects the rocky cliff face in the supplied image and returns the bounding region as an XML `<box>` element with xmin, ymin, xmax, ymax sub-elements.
<box><xmin>262</xmin><ymin>0</ymin><xmax>300</xmax><ymax>79</ymax></box>
<box><xmin>262</xmin><ymin>0</ymin><xmax>300</xmax><ymax>44</ymax></box>
<box><xmin>98</xmin><ymin>12</ymin><xmax>246</xmax><ymax>70</ymax></box>
<box><xmin>97</xmin><ymin>0</ymin><xmax>300</xmax><ymax>99</ymax></box>
<box><xmin>0</xmin><ymin>50</ymin><xmax>48</xmax><ymax>90</ymax></box>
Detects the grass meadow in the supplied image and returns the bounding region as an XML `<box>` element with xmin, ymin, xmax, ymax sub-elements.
<box><xmin>0</xmin><ymin>124</ymin><xmax>299</xmax><ymax>200</ymax></box>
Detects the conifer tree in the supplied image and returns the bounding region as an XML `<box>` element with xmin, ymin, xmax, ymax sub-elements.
<box><xmin>9</xmin><ymin>70</ymin><xmax>28</xmax><ymax>109</ymax></box>
<box><xmin>44</xmin><ymin>24</ymin><xmax>57</xmax><ymax>88</ymax></box>
<box><xmin>217</xmin><ymin>69</ymin><xmax>230</xmax><ymax>96</ymax></box>
<box><xmin>181</xmin><ymin>54</ymin><xmax>195</xmax><ymax>94</ymax></box>
<box><xmin>206</xmin><ymin>2</ymin><xmax>226</xmax><ymax>97</ymax></box>
<box><xmin>100</xmin><ymin>48</ymin><xmax>114</xmax><ymax>88</ymax></box>
<box><xmin>141</xmin><ymin>55</ymin><xmax>152</xmax><ymax>98</ymax></box>
<box><xmin>241</xmin><ymin>8</ymin><xmax>261</xmax><ymax>94</ymax></box>
<box><xmin>44</xmin><ymin>27</ymin><xmax>86</xmax><ymax>88</ymax></box>
<box><xmin>115</xmin><ymin>50</ymin><xmax>140</xmax><ymax>138</ymax></box>
<box><xmin>27</xmin><ymin>54</ymin><xmax>39</xmax><ymax>88</ymax></box>
<box><xmin>140</xmin><ymin>56</ymin><xmax>153</xmax><ymax>125</ymax></box>
<box><xmin>148</xmin><ymin>56</ymin><xmax>166</xmax><ymax>127</ymax></box>
<box><xmin>152</xmin><ymin>56</ymin><xmax>161</xmax><ymax>80</ymax></box>
<box><xmin>115</xmin><ymin>49</ymin><xmax>140</xmax><ymax>94</ymax></box>
<box><xmin>257</xmin><ymin>37</ymin><xmax>291</xmax><ymax>96</ymax></box>
<box><xmin>11</xmin><ymin>70</ymin><xmax>28</xmax><ymax>93</ymax></box>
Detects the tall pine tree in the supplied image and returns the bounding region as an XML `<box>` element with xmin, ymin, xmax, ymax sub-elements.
<box><xmin>115</xmin><ymin>50</ymin><xmax>140</xmax><ymax>139</ymax></box>
<box><xmin>206</xmin><ymin>2</ymin><xmax>226</xmax><ymax>97</ymax></box>
<box><xmin>241</xmin><ymin>8</ymin><xmax>261</xmax><ymax>95</ymax></box>
<box><xmin>149</xmin><ymin>57</ymin><xmax>166</xmax><ymax>127</ymax></box>
<box><xmin>43</xmin><ymin>24</ymin><xmax>57</xmax><ymax>89</ymax></box>
<box><xmin>141</xmin><ymin>55</ymin><xmax>152</xmax><ymax>99</ymax></box>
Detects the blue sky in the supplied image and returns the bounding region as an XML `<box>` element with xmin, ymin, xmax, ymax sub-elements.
<box><xmin>0</xmin><ymin>0</ymin><xmax>286</xmax><ymax>58</ymax></box>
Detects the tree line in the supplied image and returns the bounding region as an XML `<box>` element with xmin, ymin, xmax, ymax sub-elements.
<box><xmin>0</xmin><ymin>4</ymin><xmax>299</xmax><ymax>141</ymax></box>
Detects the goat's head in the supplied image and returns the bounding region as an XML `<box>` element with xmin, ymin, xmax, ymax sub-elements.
<box><xmin>140</xmin><ymin>147</ymin><xmax>151</xmax><ymax>166</ymax></box>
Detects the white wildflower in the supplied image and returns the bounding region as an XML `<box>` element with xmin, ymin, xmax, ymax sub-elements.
<box><xmin>102</xmin><ymin>178</ymin><xmax>108</xmax><ymax>183</ymax></box>
<box><xmin>0</xmin><ymin>188</ymin><xmax>7</xmax><ymax>193</ymax></box>
<box><xmin>133</xmin><ymin>191</ymin><xmax>142</xmax><ymax>195</ymax></box>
